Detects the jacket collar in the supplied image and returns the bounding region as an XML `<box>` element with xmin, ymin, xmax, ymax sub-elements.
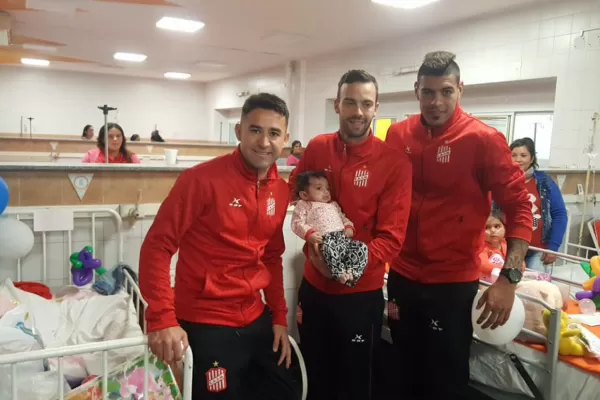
<box><xmin>334</xmin><ymin>130</ymin><xmax>375</xmax><ymax>158</ymax></box>
<box><xmin>233</xmin><ymin>146</ymin><xmax>280</xmax><ymax>182</ymax></box>
<box><xmin>418</xmin><ymin>105</ymin><xmax>463</xmax><ymax>137</ymax></box>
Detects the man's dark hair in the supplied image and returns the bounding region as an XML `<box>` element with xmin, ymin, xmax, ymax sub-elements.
<box><xmin>337</xmin><ymin>69</ymin><xmax>379</xmax><ymax>100</ymax></box>
<box><xmin>295</xmin><ymin>171</ymin><xmax>328</xmax><ymax>196</ymax></box>
<box><xmin>417</xmin><ymin>51</ymin><xmax>461</xmax><ymax>83</ymax></box>
<box><xmin>241</xmin><ymin>93</ymin><xmax>289</xmax><ymax>125</ymax></box>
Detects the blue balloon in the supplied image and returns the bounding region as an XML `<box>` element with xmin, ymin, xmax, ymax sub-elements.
<box><xmin>0</xmin><ymin>177</ymin><xmax>8</xmax><ymax>216</ymax></box>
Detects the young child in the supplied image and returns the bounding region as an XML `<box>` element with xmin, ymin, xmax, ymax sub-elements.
<box><xmin>291</xmin><ymin>171</ymin><xmax>368</xmax><ymax>287</ymax></box>
<box><xmin>479</xmin><ymin>210</ymin><xmax>508</xmax><ymax>283</ymax></box>
<box><xmin>479</xmin><ymin>209</ymin><xmax>527</xmax><ymax>283</ymax></box>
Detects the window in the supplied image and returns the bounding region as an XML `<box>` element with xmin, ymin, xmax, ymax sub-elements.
<box><xmin>512</xmin><ymin>112</ymin><xmax>553</xmax><ymax>160</ymax></box>
<box><xmin>474</xmin><ymin>115</ymin><xmax>512</xmax><ymax>140</ymax></box>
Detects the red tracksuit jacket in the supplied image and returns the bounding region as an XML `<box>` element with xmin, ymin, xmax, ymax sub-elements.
<box><xmin>289</xmin><ymin>132</ymin><xmax>412</xmax><ymax>294</ymax></box>
<box><xmin>139</xmin><ymin>148</ymin><xmax>289</xmax><ymax>332</ymax></box>
<box><xmin>385</xmin><ymin>107</ymin><xmax>532</xmax><ymax>283</ymax></box>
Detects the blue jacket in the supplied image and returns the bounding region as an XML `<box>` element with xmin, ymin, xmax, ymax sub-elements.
<box><xmin>492</xmin><ymin>170</ymin><xmax>567</xmax><ymax>251</ymax></box>
<box><xmin>533</xmin><ymin>170</ymin><xmax>567</xmax><ymax>251</ymax></box>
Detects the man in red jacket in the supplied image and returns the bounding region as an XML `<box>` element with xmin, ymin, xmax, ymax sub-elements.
<box><xmin>289</xmin><ymin>70</ymin><xmax>412</xmax><ymax>400</ymax></box>
<box><xmin>385</xmin><ymin>51</ymin><xmax>532</xmax><ymax>400</ymax></box>
<box><xmin>139</xmin><ymin>93</ymin><xmax>298</xmax><ymax>399</ymax></box>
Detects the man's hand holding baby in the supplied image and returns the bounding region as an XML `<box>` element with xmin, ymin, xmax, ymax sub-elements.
<box><xmin>308</xmin><ymin>232</ymin><xmax>323</xmax><ymax>245</ymax></box>
<box><xmin>344</xmin><ymin>227</ymin><xmax>354</xmax><ymax>238</ymax></box>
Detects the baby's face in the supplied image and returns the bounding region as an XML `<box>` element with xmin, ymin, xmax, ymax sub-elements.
<box><xmin>303</xmin><ymin>177</ymin><xmax>331</xmax><ymax>203</ymax></box>
<box><xmin>484</xmin><ymin>216</ymin><xmax>505</xmax><ymax>246</ymax></box>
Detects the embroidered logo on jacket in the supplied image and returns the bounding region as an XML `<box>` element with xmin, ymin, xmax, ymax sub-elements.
<box><xmin>206</xmin><ymin>361</ymin><xmax>227</xmax><ymax>392</ymax></box>
<box><xmin>436</xmin><ymin>145</ymin><xmax>451</xmax><ymax>163</ymax></box>
<box><xmin>266</xmin><ymin>197</ymin><xmax>276</xmax><ymax>216</ymax></box>
<box><xmin>353</xmin><ymin>169</ymin><xmax>369</xmax><ymax>187</ymax></box>
<box><xmin>229</xmin><ymin>198</ymin><xmax>241</xmax><ymax>208</ymax></box>
<box><xmin>352</xmin><ymin>334</ymin><xmax>365</xmax><ymax>343</ymax></box>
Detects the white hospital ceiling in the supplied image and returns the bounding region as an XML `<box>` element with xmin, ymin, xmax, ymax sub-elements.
<box><xmin>0</xmin><ymin>0</ymin><xmax>561</xmax><ymax>82</ymax></box>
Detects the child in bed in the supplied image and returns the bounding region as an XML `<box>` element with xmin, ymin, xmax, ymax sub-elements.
<box><xmin>480</xmin><ymin>209</ymin><xmax>526</xmax><ymax>283</ymax></box>
<box><xmin>291</xmin><ymin>171</ymin><xmax>368</xmax><ymax>287</ymax></box>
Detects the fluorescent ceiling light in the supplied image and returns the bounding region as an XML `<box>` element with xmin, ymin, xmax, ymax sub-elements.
<box><xmin>113</xmin><ymin>52</ymin><xmax>147</xmax><ymax>62</ymax></box>
<box><xmin>21</xmin><ymin>58</ymin><xmax>50</xmax><ymax>67</ymax></box>
<box><xmin>371</xmin><ymin>0</ymin><xmax>439</xmax><ymax>9</ymax></box>
<box><xmin>156</xmin><ymin>17</ymin><xmax>204</xmax><ymax>33</ymax></box>
<box><xmin>164</xmin><ymin>72</ymin><xmax>191</xmax><ymax>80</ymax></box>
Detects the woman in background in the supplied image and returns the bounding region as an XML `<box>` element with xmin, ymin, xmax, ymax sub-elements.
<box><xmin>82</xmin><ymin>123</ymin><xmax>140</xmax><ymax>164</ymax></box>
<box><xmin>151</xmin><ymin>130</ymin><xmax>165</xmax><ymax>142</ymax></box>
<box><xmin>510</xmin><ymin>137</ymin><xmax>567</xmax><ymax>271</ymax></box>
<box><xmin>82</xmin><ymin>125</ymin><xmax>94</xmax><ymax>140</ymax></box>
<box><xmin>130</xmin><ymin>134</ymin><xmax>141</xmax><ymax>142</ymax></box>
<box><xmin>286</xmin><ymin>140</ymin><xmax>302</xmax><ymax>166</ymax></box>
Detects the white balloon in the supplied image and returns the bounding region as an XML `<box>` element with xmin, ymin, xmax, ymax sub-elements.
<box><xmin>472</xmin><ymin>290</ymin><xmax>525</xmax><ymax>346</ymax></box>
<box><xmin>0</xmin><ymin>218</ymin><xmax>35</xmax><ymax>259</ymax></box>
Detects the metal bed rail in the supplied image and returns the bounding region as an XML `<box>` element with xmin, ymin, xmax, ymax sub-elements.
<box><xmin>383</xmin><ymin>246</ymin><xmax>589</xmax><ymax>400</ymax></box>
<box><xmin>3</xmin><ymin>206</ymin><xmax>124</xmax><ymax>284</ymax></box>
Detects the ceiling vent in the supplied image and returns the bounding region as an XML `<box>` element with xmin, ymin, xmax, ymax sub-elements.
<box><xmin>0</xmin><ymin>12</ymin><xmax>11</xmax><ymax>47</ymax></box>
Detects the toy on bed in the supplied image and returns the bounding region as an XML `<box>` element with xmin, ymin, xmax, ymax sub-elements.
<box><xmin>543</xmin><ymin>309</ymin><xmax>586</xmax><ymax>356</ymax></box>
<box><xmin>70</xmin><ymin>246</ymin><xmax>107</xmax><ymax>287</ymax></box>
<box><xmin>517</xmin><ymin>280</ymin><xmax>565</xmax><ymax>339</ymax></box>
<box><xmin>64</xmin><ymin>353</ymin><xmax>181</xmax><ymax>400</ymax></box>
<box><xmin>575</xmin><ymin>256</ymin><xmax>600</xmax><ymax>309</ymax></box>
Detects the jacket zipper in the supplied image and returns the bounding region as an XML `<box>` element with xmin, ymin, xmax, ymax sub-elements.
<box><xmin>338</xmin><ymin>144</ymin><xmax>347</xmax><ymax>200</ymax></box>
<box><xmin>415</xmin><ymin>128</ymin><xmax>432</xmax><ymax>261</ymax></box>
<box><xmin>241</xmin><ymin>179</ymin><xmax>261</xmax><ymax>324</ymax></box>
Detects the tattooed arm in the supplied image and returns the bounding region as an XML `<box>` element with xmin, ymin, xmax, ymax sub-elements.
<box><xmin>504</xmin><ymin>238</ymin><xmax>529</xmax><ymax>270</ymax></box>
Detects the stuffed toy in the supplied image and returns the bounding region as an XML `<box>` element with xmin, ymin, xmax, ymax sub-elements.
<box><xmin>516</xmin><ymin>280</ymin><xmax>564</xmax><ymax>336</ymax></box>
<box><xmin>542</xmin><ymin>309</ymin><xmax>586</xmax><ymax>357</ymax></box>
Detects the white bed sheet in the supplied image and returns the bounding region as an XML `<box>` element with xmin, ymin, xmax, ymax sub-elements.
<box><xmin>470</xmin><ymin>340</ymin><xmax>600</xmax><ymax>400</ymax></box>
<box><xmin>0</xmin><ymin>278</ymin><xmax>144</xmax><ymax>377</ymax></box>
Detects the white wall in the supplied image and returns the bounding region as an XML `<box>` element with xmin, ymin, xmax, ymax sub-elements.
<box><xmin>0</xmin><ymin>66</ymin><xmax>207</xmax><ymax>141</ymax></box>
<box><xmin>206</xmin><ymin>0</ymin><xmax>600</xmax><ymax>168</ymax></box>
<box><xmin>324</xmin><ymin>78</ymin><xmax>557</xmax><ymax>132</ymax></box>
<box><xmin>204</xmin><ymin>66</ymin><xmax>291</xmax><ymax>143</ymax></box>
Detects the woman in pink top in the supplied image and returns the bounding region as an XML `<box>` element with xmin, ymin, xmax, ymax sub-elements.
<box><xmin>286</xmin><ymin>140</ymin><xmax>302</xmax><ymax>166</ymax></box>
<box><xmin>82</xmin><ymin>123</ymin><xmax>140</xmax><ymax>164</ymax></box>
<box><xmin>291</xmin><ymin>171</ymin><xmax>368</xmax><ymax>287</ymax></box>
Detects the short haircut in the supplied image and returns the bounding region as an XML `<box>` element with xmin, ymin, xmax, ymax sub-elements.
<box><xmin>510</xmin><ymin>137</ymin><xmax>538</xmax><ymax>169</ymax></box>
<box><xmin>337</xmin><ymin>69</ymin><xmax>379</xmax><ymax>100</ymax></box>
<box><xmin>241</xmin><ymin>93</ymin><xmax>289</xmax><ymax>126</ymax></box>
<box><xmin>417</xmin><ymin>51</ymin><xmax>461</xmax><ymax>83</ymax></box>
<box><xmin>295</xmin><ymin>171</ymin><xmax>328</xmax><ymax>197</ymax></box>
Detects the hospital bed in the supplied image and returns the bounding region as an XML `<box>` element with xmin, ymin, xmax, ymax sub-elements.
<box><xmin>382</xmin><ymin>246</ymin><xmax>600</xmax><ymax>400</ymax></box>
<box><xmin>0</xmin><ymin>206</ymin><xmax>307</xmax><ymax>399</ymax></box>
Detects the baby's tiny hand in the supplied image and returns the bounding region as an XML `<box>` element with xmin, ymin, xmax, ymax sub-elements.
<box><xmin>308</xmin><ymin>232</ymin><xmax>323</xmax><ymax>245</ymax></box>
<box><xmin>344</xmin><ymin>228</ymin><xmax>354</xmax><ymax>238</ymax></box>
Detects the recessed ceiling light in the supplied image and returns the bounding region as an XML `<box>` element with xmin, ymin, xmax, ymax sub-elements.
<box><xmin>21</xmin><ymin>58</ymin><xmax>50</xmax><ymax>67</ymax></box>
<box><xmin>113</xmin><ymin>52</ymin><xmax>147</xmax><ymax>62</ymax></box>
<box><xmin>156</xmin><ymin>17</ymin><xmax>205</xmax><ymax>33</ymax></box>
<box><xmin>164</xmin><ymin>72</ymin><xmax>191</xmax><ymax>80</ymax></box>
<box><xmin>371</xmin><ymin>0</ymin><xmax>439</xmax><ymax>9</ymax></box>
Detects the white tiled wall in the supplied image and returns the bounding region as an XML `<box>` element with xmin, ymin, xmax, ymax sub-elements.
<box><xmin>205</xmin><ymin>0</ymin><xmax>600</xmax><ymax>169</ymax></box>
<box><xmin>0</xmin><ymin>210</ymin><xmax>305</xmax><ymax>336</ymax></box>
<box><xmin>0</xmin><ymin>66</ymin><xmax>207</xmax><ymax>141</ymax></box>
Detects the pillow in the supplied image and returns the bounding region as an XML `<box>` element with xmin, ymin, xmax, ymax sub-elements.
<box><xmin>516</xmin><ymin>280</ymin><xmax>564</xmax><ymax>341</ymax></box>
